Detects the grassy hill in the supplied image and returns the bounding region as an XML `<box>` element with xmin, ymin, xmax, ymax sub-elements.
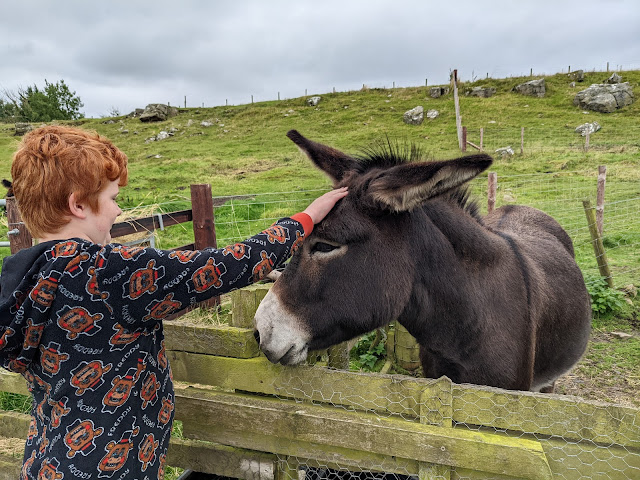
<box><xmin>1</xmin><ymin>69</ymin><xmax>638</xmax><ymax>210</ymax></box>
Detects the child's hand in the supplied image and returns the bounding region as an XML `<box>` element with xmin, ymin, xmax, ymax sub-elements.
<box><xmin>303</xmin><ymin>187</ymin><xmax>348</xmax><ymax>224</ymax></box>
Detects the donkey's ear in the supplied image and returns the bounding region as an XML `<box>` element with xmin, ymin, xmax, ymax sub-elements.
<box><xmin>287</xmin><ymin>130</ymin><xmax>359</xmax><ymax>185</ymax></box>
<box><xmin>367</xmin><ymin>154</ymin><xmax>493</xmax><ymax>212</ymax></box>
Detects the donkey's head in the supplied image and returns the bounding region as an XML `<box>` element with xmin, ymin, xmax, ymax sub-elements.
<box><xmin>254</xmin><ymin>130</ymin><xmax>492</xmax><ymax>365</ymax></box>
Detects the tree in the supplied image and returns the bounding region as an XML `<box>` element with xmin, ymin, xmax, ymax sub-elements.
<box><xmin>0</xmin><ymin>79</ymin><xmax>84</xmax><ymax>122</ymax></box>
<box><xmin>0</xmin><ymin>98</ymin><xmax>17</xmax><ymax>120</ymax></box>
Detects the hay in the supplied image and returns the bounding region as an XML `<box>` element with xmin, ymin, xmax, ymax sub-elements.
<box><xmin>114</xmin><ymin>203</ymin><xmax>162</xmax><ymax>246</ymax></box>
<box><xmin>0</xmin><ymin>436</ymin><xmax>24</xmax><ymax>457</ymax></box>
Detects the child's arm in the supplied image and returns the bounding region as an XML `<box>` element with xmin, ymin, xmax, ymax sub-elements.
<box><xmin>96</xmin><ymin>188</ymin><xmax>347</xmax><ymax>327</ymax></box>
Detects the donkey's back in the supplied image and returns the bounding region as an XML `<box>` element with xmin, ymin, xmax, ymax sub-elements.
<box><xmin>484</xmin><ymin>204</ymin><xmax>591</xmax><ymax>392</ymax></box>
<box><xmin>485</xmin><ymin>204</ymin><xmax>575</xmax><ymax>256</ymax></box>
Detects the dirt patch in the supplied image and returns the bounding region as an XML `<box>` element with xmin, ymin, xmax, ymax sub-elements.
<box><xmin>555</xmin><ymin>331</ymin><xmax>640</xmax><ymax>408</ymax></box>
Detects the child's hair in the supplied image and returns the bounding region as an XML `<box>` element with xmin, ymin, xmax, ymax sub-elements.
<box><xmin>11</xmin><ymin>125</ymin><xmax>128</xmax><ymax>237</ymax></box>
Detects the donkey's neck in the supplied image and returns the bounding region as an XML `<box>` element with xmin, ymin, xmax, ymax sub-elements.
<box><xmin>423</xmin><ymin>197</ymin><xmax>501</xmax><ymax>265</ymax></box>
<box><xmin>398</xmin><ymin>198</ymin><xmax>503</xmax><ymax>350</ymax></box>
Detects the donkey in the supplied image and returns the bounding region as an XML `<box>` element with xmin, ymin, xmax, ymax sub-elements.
<box><xmin>254</xmin><ymin>130</ymin><xmax>591</xmax><ymax>392</ymax></box>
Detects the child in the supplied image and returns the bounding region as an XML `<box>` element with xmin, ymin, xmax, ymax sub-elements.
<box><xmin>0</xmin><ymin>125</ymin><xmax>348</xmax><ymax>480</ymax></box>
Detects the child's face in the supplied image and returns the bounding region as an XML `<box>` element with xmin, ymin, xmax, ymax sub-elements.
<box><xmin>85</xmin><ymin>180</ymin><xmax>122</xmax><ymax>244</ymax></box>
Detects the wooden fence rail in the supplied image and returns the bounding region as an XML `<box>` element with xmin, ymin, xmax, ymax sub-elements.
<box><xmin>1</xmin><ymin>286</ymin><xmax>639</xmax><ymax>479</ymax></box>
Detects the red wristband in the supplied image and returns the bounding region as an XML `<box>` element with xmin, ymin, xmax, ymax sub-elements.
<box><xmin>290</xmin><ymin>213</ymin><xmax>314</xmax><ymax>236</ymax></box>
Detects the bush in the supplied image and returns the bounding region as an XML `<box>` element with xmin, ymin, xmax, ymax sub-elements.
<box><xmin>350</xmin><ymin>330</ymin><xmax>386</xmax><ymax>371</ymax></box>
<box><xmin>585</xmin><ymin>275</ymin><xmax>627</xmax><ymax>315</ymax></box>
<box><xmin>0</xmin><ymin>79</ymin><xmax>84</xmax><ymax>122</ymax></box>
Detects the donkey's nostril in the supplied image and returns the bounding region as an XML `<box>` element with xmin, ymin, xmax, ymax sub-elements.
<box><xmin>253</xmin><ymin>330</ymin><xmax>260</xmax><ymax>344</ymax></box>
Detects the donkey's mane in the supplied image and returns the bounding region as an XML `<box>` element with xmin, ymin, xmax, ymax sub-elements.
<box><xmin>355</xmin><ymin>138</ymin><xmax>423</xmax><ymax>171</ymax></box>
<box><xmin>356</xmin><ymin>140</ymin><xmax>483</xmax><ymax>222</ymax></box>
<box><xmin>444</xmin><ymin>187</ymin><xmax>483</xmax><ymax>222</ymax></box>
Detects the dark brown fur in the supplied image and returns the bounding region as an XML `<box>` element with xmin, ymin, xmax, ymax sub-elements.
<box><xmin>256</xmin><ymin>131</ymin><xmax>591</xmax><ymax>391</ymax></box>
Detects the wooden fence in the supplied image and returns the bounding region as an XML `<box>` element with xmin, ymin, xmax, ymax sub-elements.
<box><xmin>2</xmin><ymin>287</ymin><xmax>640</xmax><ymax>479</ymax></box>
<box><xmin>1</xmin><ymin>184</ymin><xmax>639</xmax><ymax>479</ymax></box>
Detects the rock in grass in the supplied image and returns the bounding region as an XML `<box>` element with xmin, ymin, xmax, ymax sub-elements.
<box><xmin>140</xmin><ymin>103</ymin><xmax>179</xmax><ymax>122</ymax></box>
<box><xmin>575</xmin><ymin>121</ymin><xmax>601</xmax><ymax>136</ymax></box>
<box><xmin>513</xmin><ymin>79</ymin><xmax>546</xmax><ymax>98</ymax></box>
<box><xmin>573</xmin><ymin>83</ymin><xmax>634</xmax><ymax>113</ymax></box>
<box><xmin>403</xmin><ymin>106</ymin><xmax>424</xmax><ymax>125</ymax></box>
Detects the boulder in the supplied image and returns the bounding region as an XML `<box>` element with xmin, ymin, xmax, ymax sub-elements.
<box><xmin>128</xmin><ymin>108</ymin><xmax>145</xmax><ymax>118</ymax></box>
<box><xmin>403</xmin><ymin>106</ymin><xmax>424</xmax><ymax>125</ymax></box>
<box><xmin>307</xmin><ymin>96</ymin><xmax>322</xmax><ymax>106</ymax></box>
<box><xmin>604</xmin><ymin>73</ymin><xmax>622</xmax><ymax>84</ymax></box>
<box><xmin>513</xmin><ymin>79</ymin><xmax>546</xmax><ymax>98</ymax></box>
<box><xmin>569</xmin><ymin>70</ymin><xmax>584</xmax><ymax>82</ymax></box>
<box><xmin>495</xmin><ymin>146</ymin><xmax>514</xmax><ymax>157</ymax></box>
<box><xmin>426</xmin><ymin>109</ymin><xmax>439</xmax><ymax>119</ymax></box>
<box><xmin>573</xmin><ymin>83</ymin><xmax>634</xmax><ymax>113</ymax></box>
<box><xmin>140</xmin><ymin>104</ymin><xmax>179</xmax><ymax>122</ymax></box>
<box><xmin>575</xmin><ymin>121</ymin><xmax>601</xmax><ymax>136</ymax></box>
<box><xmin>429</xmin><ymin>87</ymin><xmax>449</xmax><ymax>98</ymax></box>
<box><xmin>467</xmin><ymin>87</ymin><xmax>496</xmax><ymax>98</ymax></box>
<box><xmin>145</xmin><ymin>130</ymin><xmax>175</xmax><ymax>143</ymax></box>
<box><xmin>14</xmin><ymin>123</ymin><xmax>33</xmax><ymax>136</ymax></box>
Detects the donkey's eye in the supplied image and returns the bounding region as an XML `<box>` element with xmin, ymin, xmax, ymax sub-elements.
<box><xmin>312</xmin><ymin>242</ymin><xmax>338</xmax><ymax>254</ymax></box>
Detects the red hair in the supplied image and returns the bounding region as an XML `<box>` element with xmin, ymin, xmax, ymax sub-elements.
<box><xmin>11</xmin><ymin>125</ymin><xmax>128</xmax><ymax>238</ymax></box>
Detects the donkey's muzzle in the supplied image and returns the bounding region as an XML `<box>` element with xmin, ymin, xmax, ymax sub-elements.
<box><xmin>253</xmin><ymin>288</ymin><xmax>311</xmax><ymax>365</ymax></box>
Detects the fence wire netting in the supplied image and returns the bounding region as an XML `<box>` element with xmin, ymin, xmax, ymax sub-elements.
<box><xmin>203</xmin><ymin>164</ymin><xmax>639</xmax><ymax>291</ymax></box>
<box><xmin>4</xmin><ymin>159</ymin><xmax>635</xmax><ymax>479</ymax></box>
<box><xmin>164</xmin><ymin>164</ymin><xmax>639</xmax><ymax>480</ymax></box>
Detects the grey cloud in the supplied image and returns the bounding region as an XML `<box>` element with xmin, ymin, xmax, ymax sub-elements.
<box><xmin>1</xmin><ymin>0</ymin><xmax>638</xmax><ymax>117</ymax></box>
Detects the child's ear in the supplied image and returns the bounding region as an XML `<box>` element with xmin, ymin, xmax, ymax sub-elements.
<box><xmin>68</xmin><ymin>192</ymin><xmax>87</xmax><ymax>219</ymax></box>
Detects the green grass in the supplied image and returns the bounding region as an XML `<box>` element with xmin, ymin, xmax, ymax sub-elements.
<box><xmin>2</xmin><ymin>69</ymin><xmax>638</xmax><ymax>206</ymax></box>
<box><xmin>0</xmin><ymin>391</ymin><xmax>31</xmax><ymax>413</ymax></box>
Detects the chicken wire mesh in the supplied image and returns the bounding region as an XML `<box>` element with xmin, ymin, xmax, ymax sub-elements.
<box><xmin>167</xmin><ymin>163</ymin><xmax>639</xmax><ymax>480</ymax></box>
<box><xmin>200</xmin><ymin>163</ymin><xmax>639</xmax><ymax>290</ymax></box>
<box><xmin>466</xmin><ymin>165</ymin><xmax>640</xmax><ymax>289</ymax></box>
<box><xmin>2</xmin><ymin>162</ymin><xmax>638</xmax><ymax>480</ymax></box>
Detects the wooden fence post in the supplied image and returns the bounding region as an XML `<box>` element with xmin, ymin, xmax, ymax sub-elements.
<box><xmin>327</xmin><ymin>343</ymin><xmax>350</xmax><ymax>370</ymax></box>
<box><xmin>488</xmin><ymin>172</ymin><xmax>497</xmax><ymax>214</ymax></box>
<box><xmin>394</xmin><ymin>323</ymin><xmax>421</xmax><ymax>371</ymax></box>
<box><xmin>191</xmin><ymin>184</ymin><xmax>220</xmax><ymax>307</ymax></box>
<box><xmin>419</xmin><ymin>377</ymin><xmax>453</xmax><ymax>480</ymax></box>
<box><xmin>275</xmin><ymin>458</ymin><xmax>300</xmax><ymax>480</ymax></box>
<box><xmin>231</xmin><ymin>287</ymin><xmax>269</xmax><ymax>328</ymax></box>
<box><xmin>585</xmin><ymin>129</ymin><xmax>590</xmax><ymax>152</ymax></box>
<box><xmin>583</xmin><ymin>199</ymin><xmax>613</xmax><ymax>288</ymax></box>
<box><xmin>453</xmin><ymin>69</ymin><xmax>463</xmax><ymax>151</ymax></box>
<box><xmin>5</xmin><ymin>197</ymin><xmax>32</xmax><ymax>253</ymax></box>
<box><xmin>461</xmin><ymin>126</ymin><xmax>467</xmax><ymax>152</ymax></box>
<box><xmin>596</xmin><ymin>165</ymin><xmax>606</xmax><ymax>236</ymax></box>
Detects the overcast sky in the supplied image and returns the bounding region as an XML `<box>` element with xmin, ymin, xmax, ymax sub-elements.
<box><xmin>1</xmin><ymin>0</ymin><xmax>639</xmax><ymax>118</ymax></box>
